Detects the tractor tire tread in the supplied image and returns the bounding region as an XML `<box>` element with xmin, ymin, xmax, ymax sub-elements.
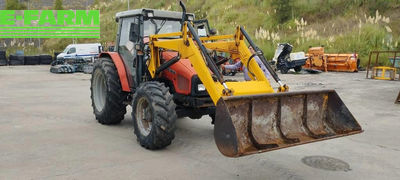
<box><xmin>90</xmin><ymin>58</ymin><xmax>127</xmax><ymax>125</ymax></box>
<box><xmin>132</xmin><ymin>81</ymin><xmax>177</xmax><ymax>150</ymax></box>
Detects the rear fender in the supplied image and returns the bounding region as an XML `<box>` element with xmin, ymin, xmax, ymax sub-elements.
<box><xmin>99</xmin><ymin>52</ymin><xmax>131</xmax><ymax>92</ymax></box>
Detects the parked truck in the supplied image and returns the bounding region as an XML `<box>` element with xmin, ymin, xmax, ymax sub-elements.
<box><xmin>272</xmin><ymin>43</ymin><xmax>307</xmax><ymax>74</ymax></box>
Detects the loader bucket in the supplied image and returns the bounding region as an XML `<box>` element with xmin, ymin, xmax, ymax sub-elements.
<box><xmin>214</xmin><ymin>90</ymin><xmax>362</xmax><ymax>157</ymax></box>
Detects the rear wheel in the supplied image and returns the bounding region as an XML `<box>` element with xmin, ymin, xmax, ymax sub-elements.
<box><xmin>294</xmin><ymin>66</ymin><xmax>302</xmax><ymax>73</ymax></box>
<box><xmin>90</xmin><ymin>57</ymin><xmax>127</xmax><ymax>125</ymax></box>
<box><xmin>222</xmin><ymin>68</ymin><xmax>228</xmax><ymax>76</ymax></box>
<box><xmin>280</xmin><ymin>66</ymin><xmax>289</xmax><ymax>74</ymax></box>
<box><xmin>132</xmin><ymin>81</ymin><xmax>177</xmax><ymax>149</ymax></box>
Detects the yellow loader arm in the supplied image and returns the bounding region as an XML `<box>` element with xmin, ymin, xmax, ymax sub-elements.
<box><xmin>148</xmin><ymin>24</ymin><xmax>285</xmax><ymax>104</ymax></box>
<box><xmin>147</xmin><ymin>22</ymin><xmax>362</xmax><ymax>157</ymax></box>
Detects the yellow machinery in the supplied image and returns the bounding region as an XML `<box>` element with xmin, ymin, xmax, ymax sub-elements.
<box><xmin>145</xmin><ymin>2</ymin><xmax>362</xmax><ymax>157</ymax></box>
<box><xmin>91</xmin><ymin>1</ymin><xmax>362</xmax><ymax>157</ymax></box>
<box><xmin>371</xmin><ymin>66</ymin><xmax>397</xmax><ymax>80</ymax></box>
<box><xmin>366</xmin><ymin>50</ymin><xmax>400</xmax><ymax>81</ymax></box>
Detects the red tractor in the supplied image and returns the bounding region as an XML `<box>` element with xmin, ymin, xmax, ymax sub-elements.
<box><xmin>91</xmin><ymin>8</ymin><xmax>217</xmax><ymax>149</ymax></box>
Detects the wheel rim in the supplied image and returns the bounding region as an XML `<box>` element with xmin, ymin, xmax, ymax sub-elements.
<box><xmin>93</xmin><ymin>69</ymin><xmax>107</xmax><ymax>112</ymax></box>
<box><xmin>136</xmin><ymin>97</ymin><xmax>152</xmax><ymax>136</ymax></box>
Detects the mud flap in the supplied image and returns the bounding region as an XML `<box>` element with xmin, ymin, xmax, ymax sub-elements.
<box><xmin>214</xmin><ymin>90</ymin><xmax>362</xmax><ymax>157</ymax></box>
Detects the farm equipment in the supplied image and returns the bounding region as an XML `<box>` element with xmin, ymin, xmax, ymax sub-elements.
<box><xmin>90</xmin><ymin>1</ymin><xmax>362</xmax><ymax>157</ymax></box>
<box><xmin>366</xmin><ymin>50</ymin><xmax>400</xmax><ymax>80</ymax></box>
<box><xmin>371</xmin><ymin>66</ymin><xmax>397</xmax><ymax>80</ymax></box>
<box><xmin>50</xmin><ymin>57</ymin><xmax>93</xmax><ymax>74</ymax></box>
<box><xmin>304</xmin><ymin>47</ymin><xmax>359</xmax><ymax>72</ymax></box>
<box><xmin>272</xmin><ymin>43</ymin><xmax>307</xmax><ymax>74</ymax></box>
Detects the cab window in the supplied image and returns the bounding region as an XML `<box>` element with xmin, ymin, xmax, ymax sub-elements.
<box><xmin>143</xmin><ymin>19</ymin><xmax>181</xmax><ymax>36</ymax></box>
<box><xmin>118</xmin><ymin>17</ymin><xmax>138</xmax><ymax>83</ymax></box>
<box><xmin>68</xmin><ymin>47</ymin><xmax>76</xmax><ymax>54</ymax></box>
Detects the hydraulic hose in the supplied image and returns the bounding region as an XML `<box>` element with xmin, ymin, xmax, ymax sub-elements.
<box><xmin>187</xmin><ymin>23</ymin><xmax>225</xmax><ymax>84</ymax></box>
<box><xmin>240</xmin><ymin>26</ymin><xmax>281</xmax><ymax>83</ymax></box>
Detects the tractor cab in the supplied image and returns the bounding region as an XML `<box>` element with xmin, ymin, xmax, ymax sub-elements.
<box><xmin>115</xmin><ymin>9</ymin><xmax>215</xmax><ymax>119</ymax></box>
<box><xmin>115</xmin><ymin>9</ymin><xmax>194</xmax><ymax>88</ymax></box>
<box><xmin>115</xmin><ymin>9</ymin><xmax>218</xmax><ymax>88</ymax></box>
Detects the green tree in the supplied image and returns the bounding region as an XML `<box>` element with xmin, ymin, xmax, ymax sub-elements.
<box><xmin>54</xmin><ymin>0</ymin><xmax>64</xmax><ymax>10</ymax></box>
<box><xmin>5</xmin><ymin>0</ymin><xmax>27</xmax><ymax>10</ymax></box>
<box><xmin>271</xmin><ymin>0</ymin><xmax>292</xmax><ymax>24</ymax></box>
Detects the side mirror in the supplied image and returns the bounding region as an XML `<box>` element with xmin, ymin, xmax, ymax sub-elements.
<box><xmin>129</xmin><ymin>22</ymin><xmax>140</xmax><ymax>42</ymax></box>
<box><xmin>209</xmin><ymin>28</ymin><xmax>216</xmax><ymax>35</ymax></box>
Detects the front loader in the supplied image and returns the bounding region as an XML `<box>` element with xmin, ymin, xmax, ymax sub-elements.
<box><xmin>90</xmin><ymin>1</ymin><xmax>362</xmax><ymax>157</ymax></box>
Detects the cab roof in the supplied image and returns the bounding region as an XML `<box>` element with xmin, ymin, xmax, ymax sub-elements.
<box><xmin>115</xmin><ymin>8</ymin><xmax>194</xmax><ymax>20</ymax></box>
<box><xmin>66</xmin><ymin>43</ymin><xmax>101</xmax><ymax>47</ymax></box>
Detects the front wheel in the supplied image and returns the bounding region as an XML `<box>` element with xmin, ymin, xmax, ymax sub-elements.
<box><xmin>132</xmin><ymin>81</ymin><xmax>177</xmax><ymax>149</ymax></box>
<box><xmin>222</xmin><ymin>68</ymin><xmax>228</xmax><ymax>76</ymax></box>
<box><xmin>90</xmin><ymin>58</ymin><xmax>127</xmax><ymax>125</ymax></box>
<box><xmin>294</xmin><ymin>66</ymin><xmax>302</xmax><ymax>73</ymax></box>
<box><xmin>280</xmin><ymin>66</ymin><xmax>289</xmax><ymax>74</ymax></box>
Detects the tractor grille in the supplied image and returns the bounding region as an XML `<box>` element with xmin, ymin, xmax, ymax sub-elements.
<box><xmin>177</xmin><ymin>74</ymin><xmax>190</xmax><ymax>92</ymax></box>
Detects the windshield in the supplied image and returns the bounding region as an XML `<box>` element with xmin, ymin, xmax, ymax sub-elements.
<box><xmin>62</xmin><ymin>47</ymin><xmax>69</xmax><ymax>53</ymax></box>
<box><xmin>273</xmin><ymin>45</ymin><xmax>284</xmax><ymax>61</ymax></box>
<box><xmin>143</xmin><ymin>19</ymin><xmax>181</xmax><ymax>36</ymax></box>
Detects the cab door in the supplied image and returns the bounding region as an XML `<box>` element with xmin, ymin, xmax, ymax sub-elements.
<box><xmin>116</xmin><ymin>16</ymin><xmax>139</xmax><ymax>88</ymax></box>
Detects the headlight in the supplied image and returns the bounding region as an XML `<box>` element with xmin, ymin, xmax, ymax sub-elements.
<box><xmin>197</xmin><ymin>84</ymin><xmax>205</xmax><ymax>91</ymax></box>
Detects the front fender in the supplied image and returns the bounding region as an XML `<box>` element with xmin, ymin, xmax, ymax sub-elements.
<box><xmin>99</xmin><ymin>52</ymin><xmax>131</xmax><ymax>92</ymax></box>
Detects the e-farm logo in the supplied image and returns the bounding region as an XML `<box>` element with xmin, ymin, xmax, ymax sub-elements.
<box><xmin>0</xmin><ymin>10</ymin><xmax>100</xmax><ymax>38</ymax></box>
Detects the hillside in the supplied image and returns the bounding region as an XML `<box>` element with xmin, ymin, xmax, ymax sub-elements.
<box><xmin>5</xmin><ymin>0</ymin><xmax>400</xmax><ymax>66</ymax></box>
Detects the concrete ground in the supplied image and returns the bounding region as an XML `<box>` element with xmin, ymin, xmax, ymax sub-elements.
<box><xmin>0</xmin><ymin>65</ymin><xmax>399</xmax><ymax>180</ymax></box>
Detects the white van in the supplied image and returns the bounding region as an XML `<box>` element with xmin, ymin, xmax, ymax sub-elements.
<box><xmin>57</xmin><ymin>43</ymin><xmax>102</xmax><ymax>61</ymax></box>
